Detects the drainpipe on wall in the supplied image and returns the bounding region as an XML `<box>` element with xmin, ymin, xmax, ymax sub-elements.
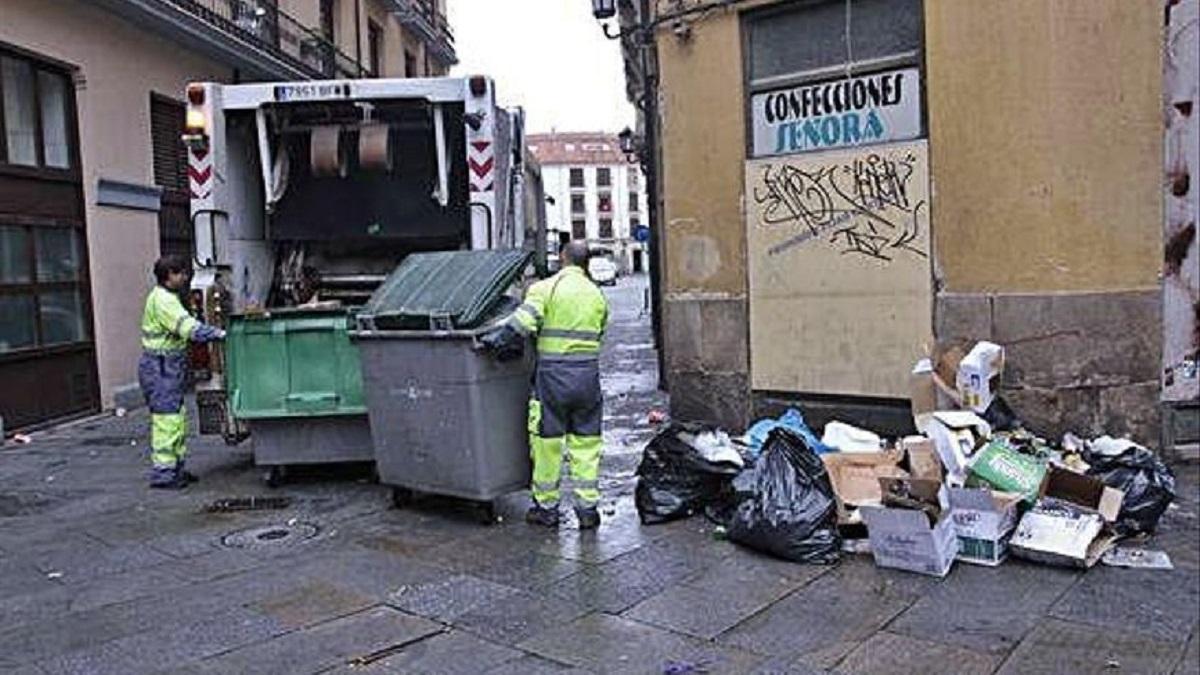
<box><xmin>635</xmin><ymin>0</ymin><xmax>666</xmax><ymax>391</ymax></box>
<box><xmin>354</xmin><ymin>0</ymin><xmax>363</xmax><ymax>76</ymax></box>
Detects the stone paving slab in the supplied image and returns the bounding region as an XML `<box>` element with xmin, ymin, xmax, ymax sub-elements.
<box><xmin>543</xmin><ymin>537</ymin><xmax>710</xmax><ymax>614</ymax></box>
<box><xmin>1177</xmin><ymin>629</ymin><xmax>1200</xmax><ymax>675</ymax></box>
<box><xmin>624</xmin><ymin>552</ymin><xmax>825</xmax><ymax>639</ymax></box>
<box><xmin>180</xmin><ymin>606</ymin><xmax>443</xmax><ymax>675</ymax></box>
<box><xmin>519</xmin><ymin>613</ymin><xmax>766</xmax><ymax>674</ymax></box>
<box><xmin>386</xmin><ymin>573</ymin><xmax>521</xmax><ymax>622</ymax></box>
<box><xmin>483</xmin><ymin>653</ymin><xmax>593</xmax><ymax>674</ymax></box>
<box><xmin>1048</xmin><ymin>564</ymin><xmax>1200</xmax><ymax>643</ymax></box>
<box><xmin>833</xmin><ymin>631</ymin><xmax>1003</xmax><ymax>675</ymax></box>
<box><xmin>994</xmin><ymin>618</ymin><xmax>1186</xmax><ymax>675</ymax></box>
<box><xmin>249</xmin><ymin>578</ymin><xmax>378</xmax><ymax>630</ymax></box>
<box><xmin>324</xmin><ymin>630</ymin><xmax>526</xmax><ymax>674</ymax></box>
<box><xmin>718</xmin><ymin>558</ymin><xmax>928</xmax><ymax>667</ymax></box>
<box><xmin>886</xmin><ymin>559</ymin><xmax>1081</xmax><ymax>655</ymax></box>
<box><xmin>453</xmin><ymin>585</ymin><xmax>593</xmax><ymax>645</ymax></box>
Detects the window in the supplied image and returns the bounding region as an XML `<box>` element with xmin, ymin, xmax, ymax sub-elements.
<box><xmin>597</xmin><ymin>192</ymin><xmax>612</xmax><ymax>213</ymax></box>
<box><xmin>596</xmin><ymin>167</ymin><xmax>611</xmax><ymax>187</ymax></box>
<box><xmin>319</xmin><ymin>0</ymin><xmax>337</xmax><ymax>40</ymax></box>
<box><xmin>599</xmin><ymin>218</ymin><xmax>613</xmax><ymax>239</ymax></box>
<box><xmin>582</xmin><ymin>142</ymin><xmax>610</xmax><ymax>152</ymax></box>
<box><xmin>745</xmin><ymin>0</ymin><xmax>922</xmax><ymax>84</ymax></box>
<box><xmin>629</xmin><ymin>191</ymin><xmax>640</xmax><ymax>213</ymax></box>
<box><xmin>570</xmin><ymin>194</ymin><xmax>586</xmax><ymax>214</ymax></box>
<box><xmin>150</xmin><ymin>96</ymin><xmax>186</xmax><ymax>192</ymax></box>
<box><xmin>1</xmin><ymin>56</ymin><xmax>73</xmax><ymax>170</ymax></box>
<box><xmin>569</xmin><ymin>167</ymin><xmax>585</xmax><ymax>188</ymax></box>
<box><xmin>571</xmin><ymin>218</ymin><xmax>586</xmax><ymax>239</ymax></box>
<box><xmin>368</xmin><ymin>20</ymin><xmax>384</xmax><ymax>77</ymax></box>
<box><xmin>0</xmin><ymin>225</ymin><xmax>89</xmax><ymax>353</ymax></box>
<box><xmin>404</xmin><ymin>50</ymin><xmax>418</xmax><ymax>78</ymax></box>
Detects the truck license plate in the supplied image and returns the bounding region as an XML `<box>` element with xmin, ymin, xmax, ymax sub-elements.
<box><xmin>273</xmin><ymin>83</ymin><xmax>351</xmax><ymax>102</ymax></box>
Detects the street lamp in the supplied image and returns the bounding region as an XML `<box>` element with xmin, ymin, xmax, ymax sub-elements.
<box><xmin>618</xmin><ymin>126</ymin><xmax>638</xmax><ymax>160</ymax></box>
<box><xmin>591</xmin><ymin>0</ymin><xmax>617</xmax><ymax>20</ymax></box>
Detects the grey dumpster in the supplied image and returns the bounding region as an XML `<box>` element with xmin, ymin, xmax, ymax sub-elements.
<box><xmin>350</xmin><ymin>248</ymin><xmax>536</xmax><ymax>522</ymax></box>
<box><xmin>350</xmin><ymin>325</ymin><xmax>533</xmax><ymax>521</ymax></box>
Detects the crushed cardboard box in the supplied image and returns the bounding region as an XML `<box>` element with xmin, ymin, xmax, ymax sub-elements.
<box><xmin>924</xmin><ymin>411</ymin><xmax>991</xmax><ymax>487</ymax></box>
<box><xmin>861</xmin><ymin>477</ymin><xmax>957</xmax><ymax>578</ymax></box>
<box><xmin>822</xmin><ymin>448</ymin><xmax>907</xmax><ymax>524</ymax></box>
<box><xmin>948</xmin><ymin>487</ymin><xmax>1023</xmax><ymax>566</ymax></box>
<box><xmin>910</xmin><ymin>358</ymin><xmax>960</xmax><ymax>430</ymax></box>
<box><xmin>1011</xmin><ymin>467</ymin><xmax>1124</xmax><ymax>568</ymax></box>
<box><xmin>902</xmin><ymin>436</ymin><xmax>942</xmax><ymax>481</ymax></box>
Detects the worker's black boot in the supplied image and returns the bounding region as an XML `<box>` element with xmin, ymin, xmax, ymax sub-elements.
<box><xmin>575</xmin><ymin>507</ymin><xmax>601</xmax><ymax>531</ymax></box>
<box><xmin>177</xmin><ymin>460</ymin><xmax>198</xmax><ymax>484</ymax></box>
<box><xmin>525</xmin><ymin>504</ymin><xmax>560</xmax><ymax>528</ymax></box>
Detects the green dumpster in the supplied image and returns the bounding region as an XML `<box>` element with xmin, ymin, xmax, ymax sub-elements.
<box><xmin>225</xmin><ymin>307</ymin><xmax>373</xmax><ymax>484</ymax></box>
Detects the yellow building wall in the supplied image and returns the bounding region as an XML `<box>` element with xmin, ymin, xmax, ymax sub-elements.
<box><xmin>656</xmin><ymin>10</ymin><xmax>747</xmax><ymax>295</ymax></box>
<box><xmin>925</xmin><ymin>0</ymin><xmax>1163</xmax><ymax>293</ymax></box>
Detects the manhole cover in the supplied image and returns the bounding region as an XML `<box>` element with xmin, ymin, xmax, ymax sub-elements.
<box><xmin>220</xmin><ymin>522</ymin><xmax>319</xmax><ymax>549</ymax></box>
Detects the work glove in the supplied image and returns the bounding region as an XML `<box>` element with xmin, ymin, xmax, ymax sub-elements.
<box><xmin>476</xmin><ymin>324</ymin><xmax>524</xmax><ymax>363</ymax></box>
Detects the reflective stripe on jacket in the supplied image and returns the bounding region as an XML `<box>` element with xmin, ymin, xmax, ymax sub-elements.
<box><xmin>141</xmin><ymin>286</ymin><xmax>200</xmax><ymax>353</ymax></box>
<box><xmin>510</xmin><ymin>266</ymin><xmax>609</xmax><ymax>357</ymax></box>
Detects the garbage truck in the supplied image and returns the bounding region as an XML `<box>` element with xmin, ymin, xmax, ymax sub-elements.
<box><xmin>178</xmin><ymin>75</ymin><xmax>545</xmax><ymax>483</ymax></box>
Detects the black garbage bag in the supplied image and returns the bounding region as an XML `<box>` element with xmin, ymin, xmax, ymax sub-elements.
<box><xmin>635</xmin><ymin>423</ymin><xmax>743</xmax><ymax>524</ymax></box>
<box><xmin>1084</xmin><ymin>442</ymin><xmax>1176</xmax><ymax>535</ymax></box>
<box><xmin>981</xmin><ymin>396</ymin><xmax>1020</xmax><ymax>432</ymax></box>
<box><xmin>727</xmin><ymin>428</ymin><xmax>840</xmax><ymax>564</ymax></box>
<box><xmin>476</xmin><ymin>323</ymin><xmax>525</xmax><ymax>362</ymax></box>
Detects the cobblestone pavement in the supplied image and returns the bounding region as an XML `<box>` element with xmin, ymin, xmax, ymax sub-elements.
<box><xmin>1</xmin><ymin>276</ymin><xmax>1197</xmax><ymax>674</ymax></box>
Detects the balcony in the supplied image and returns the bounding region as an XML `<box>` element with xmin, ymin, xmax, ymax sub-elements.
<box><xmin>387</xmin><ymin>0</ymin><xmax>457</xmax><ymax>67</ymax></box>
<box><xmin>96</xmin><ymin>0</ymin><xmax>364</xmax><ymax>81</ymax></box>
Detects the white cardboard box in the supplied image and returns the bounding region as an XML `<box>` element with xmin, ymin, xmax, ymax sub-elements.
<box><xmin>861</xmin><ymin>480</ymin><xmax>957</xmax><ymax>578</ymax></box>
<box><xmin>948</xmin><ymin>487</ymin><xmax>1023</xmax><ymax>566</ymax></box>
<box><xmin>923</xmin><ymin>411</ymin><xmax>991</xmax><ymax>487</ymax></box>
<box><xmin>955</xmin><ymin>341</ymin><xmax>1005</xmax><ymax>413</ymax></box>
<box><xmin>1010</xmin><ymin>467</ymin><xmax>1125</xmax><ymax>569</ymax></box>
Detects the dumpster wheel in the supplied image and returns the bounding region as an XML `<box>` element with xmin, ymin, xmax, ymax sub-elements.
<box><xmin>391</xmin><ymin>487</ymin><xmax>415</xmax><ymax>509</ymax></box>
<box><xmin>263</xmin><ymin>466</ymin><xmax>287</xmax><ymax>488</ymax></box>
<box><xmin>476</xmin><ymin>500</ymin><xmax>499</xmax><ymax>526</ymax></box>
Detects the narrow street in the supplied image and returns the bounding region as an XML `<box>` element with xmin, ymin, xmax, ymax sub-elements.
<box><xmin>1</xmin><ymin>275</ymin><xmax>1197</xmax><ymax>674</ymax></box>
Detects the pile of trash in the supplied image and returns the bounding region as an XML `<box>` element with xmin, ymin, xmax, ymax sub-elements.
<box><xmin>635</xmin><ymin>340</ymin><xmax>1177</xmax><ymax>575</ymax></box>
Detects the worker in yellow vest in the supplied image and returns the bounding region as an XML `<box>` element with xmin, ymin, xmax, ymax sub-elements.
<box><xmin>138</xmin><ymin>256</ymin><xmax>224</xmax><ymax>489</ymax></box>
<box><xmin>504</xmin><ymin>240</ymin><xmax>610</xmax><ymax>529</ymax></box>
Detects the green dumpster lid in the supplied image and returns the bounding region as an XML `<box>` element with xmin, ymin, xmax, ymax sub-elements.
<box><xmin>360</xmin><ymin>249</ymin><xmax>532</xmax><ymax>329</ymax></box>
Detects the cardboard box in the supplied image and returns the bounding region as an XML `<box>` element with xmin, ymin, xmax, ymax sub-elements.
<box><xmin>861</xmin><ymin>478</ymin><xmax>957</xmax><ymax>577</ymax></box>
<box><xmin>956</xmin><ymin>341</ymin><xmax>1004</xmax><ymax>413</ymax></box>
<box><xmin>910</xmin><ymin>359</ymin><xmax>959</xmax><ymax>429</ymax></box>
<box><xmin>966</xmin><ymin>440</ymin><xmax>1048</xmax><ymax>505</ymax></box>
<box><xmin>1010</xmin><ymin>467</ymin><xmax>1125</xmax><ymax>568</ymax></box>
<box><xmin>822</xmin><ymin>448</ymin><xmax>907</xmax><ymax>524</ymax></box>
<box><xmin>902</xmin><ymin>436</ymin><xmax>942</xmax><ymax>481</ymax></box>
<box><xmin>948</xmin><ymin>487</ymin><xmax>1023</xmax><ymax>566</ymax></box>
<box><xmin>924</xmin><ymin>411</ymin><xmax>991</xmax><ymax>486</ymax></box>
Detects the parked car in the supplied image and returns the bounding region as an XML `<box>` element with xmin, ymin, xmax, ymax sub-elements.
<box><xmin>588</xmin><ymin>256</ymin><xmax>618</xmax><ymax>286</ymax></box>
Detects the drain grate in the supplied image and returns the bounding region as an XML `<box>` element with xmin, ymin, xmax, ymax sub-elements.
<box><xmin>220</xmin><ymin>522</ymin><xmax>319</xmax><ymax>549</ymax></box>
<box><xmin>205</xmin><ymin>496</ymin><xmax>293</xmax><ymax>513</ymax></box>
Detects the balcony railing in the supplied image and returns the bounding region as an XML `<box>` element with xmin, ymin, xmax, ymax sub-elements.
<box><xmin>165</xmin><ymin>0</ymin><xmax>364</xmax><ymax>79</ymax></box>
<box><xmin>391</xmin><ymin>0</ymin><xmax>457</xmax><ymax>66</ymax></box>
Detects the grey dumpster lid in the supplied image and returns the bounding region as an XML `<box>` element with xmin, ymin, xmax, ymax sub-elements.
<box><xmin>360</xmin><ymin>249</ymin><xmax>532</xmax><ymax>329</ymax></box>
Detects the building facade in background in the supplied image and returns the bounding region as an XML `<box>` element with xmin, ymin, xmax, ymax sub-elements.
<box><xmin>528</xmin><ymin>133</ymin><xmax>649</xmax><ymax>274</ymax></box>
<box><xmin>0</xmin><ymin>0</ymin><xmax>456</xmax><ymax>430</ymax></box>
<box><xmin>619</xmin><ymin>0</ymin><xmax>1198</xmax><ymax>454</ymax></box>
